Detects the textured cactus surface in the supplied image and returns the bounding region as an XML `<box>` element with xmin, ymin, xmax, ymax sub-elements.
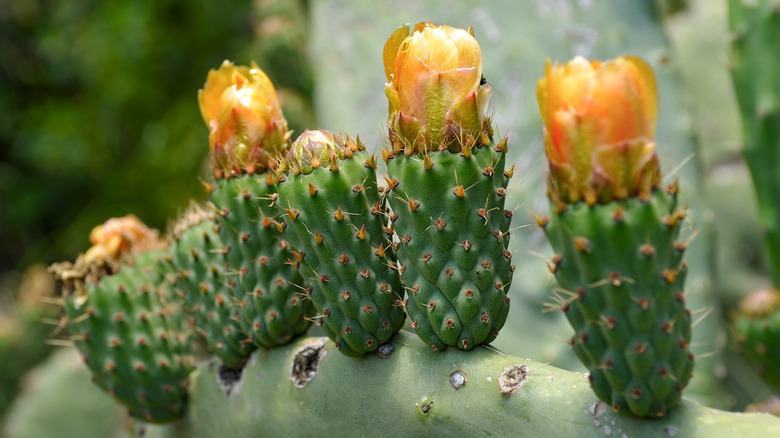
<box><xmin>276</xmin><ymin>134</ymin><xmax>405</xmax><ymax>356</ymax></box>
<box><xmin>386</xmin><ymin>141</ymin><xmax>513</xmax><ymax>351</ymax></box>
<box><xmin>733</xmin><ymin>289</ymin><xmax>780</xmax><ymax>392</ymax></box>
<box><xmin>142</xmin><ymin>330</ymin><xmax>780</xmax><ymax>437</ymax></box>
<box><xmin>541</xmin><ymin>188</ymin><xmax>693</xmax><ymax>417</ymax></box>
<box><xmin>209</xmin><ymin>176</ymin><xmax>314</xmax><ymax>354</ymax></box>
<box><xmin>166</xmin><ymin>207</ymin><xmax>252</xmax><ymax>369</ymax></box>
<box><xmin>59</xmin><ymin>249</ymin><xmax>193</xmax><ymax>423</ymax></box>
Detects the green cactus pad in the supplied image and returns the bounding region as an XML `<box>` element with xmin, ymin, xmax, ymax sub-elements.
<box><xmin>276</xmin><ymin>134</ymin><xmax>405</xmax><ymax>356</ymax></box>
<box><xmin>733</xmin><ymin>289</ymin><xmax>780</xmax><ymax>392</ymax></box>
<box><xmin>58</xmin><ymin>250</ymin><xmax>193</xmax><ymax>423</ymax></box>
<box><xmin>386</xmin><ymin>141</ymin><xmax>513</xmax><ymax>351</ymax></box>
<box><xmin>541</xmin><ymin>188</ymin><xmax>694</xmax><ymax>417</ymax></box>
<box><xmin>167</xmin><ymin>207</ymin><xmax>253</xmax><ymax>369</ymax></box>
<box><xmin>209</xmin><ymin>174</ymin><xmax>314</xmax><ymax>353</ymax></box>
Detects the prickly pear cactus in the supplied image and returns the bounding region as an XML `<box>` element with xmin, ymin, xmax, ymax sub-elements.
<box><xmin>382</xmin><ymin>22</ymin><xmax>513</xmax><ymax>351</ymax></box>
<box><xmin>276</xmin><ymin>130</ymin><xmax>405</xmax><ymax>357</ymax></box>
<box><xmin>165</xmin><ymin>204</ymin><xmax>253</xmax><ymax>369</ymax></box>
<box><xmin>540</xmin><ymin>187</ymin><xmax>694</xmax><ymax>417</ymax></box>
<box><xmin>535</xmin><ymin>55</ymin><xmax>695</xmax><ymax>417</ymax></box>
<box><xmin>49</xmin><ymin>217</ymin><xmax>193</xmax><ymax>423</ymax></box>
<box><xmin>385</xmin><ymin>142</ymin><xmax>513</xmax><ymax>351</ymax></box>
<box><xmin>198</xmin><ymin>60</ymin><xmax>314</xmax><ymax>358</ymax></box>
<box><xmin>733</xmin><ymin>288</ymin><xmax>780</xmax><ymax>392</ymax></box>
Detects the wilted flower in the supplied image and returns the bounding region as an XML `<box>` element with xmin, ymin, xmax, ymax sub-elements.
<box><xmin>198</xmin><ymin>60</ymin><xmax>290</xmax><ymax>179</ymax></box>
<box><xmin>537</xmin><ymin>55</ymin><xmax>661</xmax><ymax>205</ymax></box>
<box><xmin>384</xmin><ymin>22</ymin><xmax>492</xmax><ymax>154</ymax></box>
<box><xmin>84</xmin><ymin>215</ymin><xmax>161</xmax><ymax>261</ymax></box>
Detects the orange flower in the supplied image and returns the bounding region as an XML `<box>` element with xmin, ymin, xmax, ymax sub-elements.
<box><xmin>537</xmin><ymin>56</ymin><xmax>660</xmax><ymax>204</ymax></box>
<box><xmin>84</xmin><ymin>215</ymin><xmax>161</xmax><ymax>261</ymax></box>
<box><xmin>198</xmin><ymin>60</ymin><xmax>290</xmax><ymax>179</ymax></box>
<box><xmin>384</xmin><ymin>22</ymin><xmax>491</xmax><ymax>154</ymax></box>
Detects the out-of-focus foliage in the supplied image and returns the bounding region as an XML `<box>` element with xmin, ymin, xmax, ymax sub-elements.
<box><xmin>0</xmin><ymin>0</ymin><xmax>258</xmax><ymax>273</ymax></box>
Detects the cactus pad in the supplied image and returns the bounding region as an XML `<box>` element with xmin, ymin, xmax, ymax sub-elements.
<box><xmin>541</xmin><ymin>187</ymin><xmax>694</xmax><ymax>417</ymax></box>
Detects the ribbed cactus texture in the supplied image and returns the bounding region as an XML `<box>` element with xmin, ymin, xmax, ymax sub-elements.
<box><xmin>385</xmin><ymin>140</ymin><xmax>513</xmax><ymax>351</ymax></box>
<box><xmin>58</xmin><ymin>250</ymin><xmax>193</xmax><ymax>423</ymax></box>
<box><xmin>541</xmin><ymin>187</ymin><xmax>694</xmax><ymax>417</ymax></box>
<box><xmin>209</xmin><ymin>175</ymin><xmax>314</xmax><ymax>353</ymax></box>
<box><xmin>166</xmin><ymin>207</ymin><xmax>252</xmax><ymax>369</ymax></box>
<box><xmin>733</xmin><ymin>289</ymin><xmax>780</xmax><ymax>392</ymax></box>
<box><xmin>276</xmin><ymin>132</ymin><xmax>405</xmax><ymax>356</ymax></box>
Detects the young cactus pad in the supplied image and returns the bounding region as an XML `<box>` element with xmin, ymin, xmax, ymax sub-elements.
<box><xmin>385</xmin><ymin>140</ymin><xmax>514</xmax><ymax>351</ymax></box>
<box><xmin>383</xmin><ymin>22</ymin><xmax>513</xmax><ymax>351</ymax></box>
<box><xmin>732</xmin><ymin>288</ymin><xmax>780</xmax><ymax>393</ymax></box>
<box><xmin>536</xmin><ymin>55</ymin><xmax>693</xmax><ymax>417</ymax></box>
<box><xmin>166</xmin><ymin>204</ymin><xmax>254</xmax><ymax>369</ymax></box>
<box><xmin>199</xmin><ymin>60</ymin><xmax>314</xmax><ymax>355</ymax></box>
<box><xmin>50</xmin><ymin>217</ymin><xmax>193</xmax><ymax>423</ymax></box>
<box><xmin>276</xmin><ymin>130</ymin><xmax>405</xmax><ymax>356</ymax></box>
<box><xmin>539</xmin><ymin>187</ymin><xmax>694</xmax><ymax>417</ymax></box>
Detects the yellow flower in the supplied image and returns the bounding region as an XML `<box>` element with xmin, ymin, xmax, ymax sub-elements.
<box><xmin>537</xmin><ymin>56</ymin><xmax>660</xmax><ymax>204</ymax></box>
<box><xmin>384</xmin><ymin>22</ymin><xmax>491</xmax><ymax>154</ymax></box>
<box><xmin>198</xmin><ymin>60</ymin><xmax>290</xmax><ymax>179</ymax></box>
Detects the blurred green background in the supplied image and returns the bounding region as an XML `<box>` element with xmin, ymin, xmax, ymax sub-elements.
<box><xmin>1</xmin><ymin>0</ymin><xmax>776</xmax><ymax>432</ymax></box>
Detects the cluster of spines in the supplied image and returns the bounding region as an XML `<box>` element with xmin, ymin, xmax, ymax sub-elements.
<box><xmin>208</xmin><ymin>171</ymin><xmax>313</xmax><ymax>353</ymax></box>
<box><xmin>539</xmin><ymin>185</ymin><xmax>694</xmax><ymax>418</ymax></box>
<box><xmin>61</xmin><ymin>250</ymin><xmax>194</xmax><ymax>423</ymax></box>
<box><xmin>276</xmin><ymin>133</ymin><xmax>405</xmax><ymax>356</ymax></box>
<box><xmin>384</xmin><ymin>137</ymin><xmax>514</xmax><ymax>351</ymax></box>
<box><xmin>166</xmin><ymin>205</ymin><xmax>253</xmax><ymax>369</ymax></box>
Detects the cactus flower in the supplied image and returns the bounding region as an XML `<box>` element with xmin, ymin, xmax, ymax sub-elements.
<box><xmin>537</xmin><ymin>55</ymin><xmax>661</xmax><ymax>205</ymax></box>
<box><xmin>384</xmin><ymin>22</ymin><xmax>492</xmax><ymax>154</ymax></box>
<box><xmin>84</xmin><ymin>215</ymin><xmax>161</xmax><ymax>261</ymax></box>
<box><xmin>198</xmin><ymin>60</ymin><xmax>290</xmax><ymax>179</ymax></box>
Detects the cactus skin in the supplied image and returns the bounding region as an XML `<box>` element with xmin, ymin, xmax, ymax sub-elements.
<box><xmin>385</xmin><ymin>140</ymin><xmax>513</xmax><ymax>351</ymax></box>
<box><xmin>729</xmin><ymin>0</ymin><xmax>780</xmax><ymax>289</ymax></box>
<box><xmin>732</xmin><ymin>289</ymin><xmax>780</xmax><ymax>392</ymax></box>
<box><xmin>144</xmin><ymin>330</ymin><xmax>780</xmax><ymax>438</ymax></box>
<box><xmin>59</xmin><ymin>250</ymin><xmax>193</xmax><ymax>423</ymax></box>
<box><xmin>276</xmin><ymin>138</ymin><xmax>405</xmax><ymax>357</ymax></box>
<box><xmin>540</xmin><ymin>187</ymin><xmax>694</xmax><ymax>418</ymax></box>
<box><xmin>166</xmin><ymin>209</ymin><xmax>252</xmax><ymax>369</ymax></box>
<box><xmin>209</xmin><ymin>175</ymin><xmax>314</xmax><ymax>353</ymax></box>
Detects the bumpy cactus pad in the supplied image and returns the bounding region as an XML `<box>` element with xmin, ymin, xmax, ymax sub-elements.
<box><xmin>62</xmin><ymin>250</ymin><xmax>193</xmax><ymax>423</ymax></box>
<box><xmin>733</xmin><ymin>290</ymin><xmax>780</xmax><ymax>393</ymax></box>
<box><xmin>542</xmin><ymin>188</ymin><xmax>694</xmax><ymax>417</ymax></box>
<box><xmin>385</xmin><ymin>141</ymin><xmax>513</xmax><ymax>351</ymax></box>
<box><xmin>168</xmin><ymin>215</ymin><xmax>253</xmax><ymax>369</ymax></box>
<box><xmin>277</xmin><ymin>150</ymin><xmax>405</xmax><ymax>356</ymax></box>
<box><xmin>210</xmin><ymin>175</ymin><xmax>313</xmax><ymax>351</ymax></box>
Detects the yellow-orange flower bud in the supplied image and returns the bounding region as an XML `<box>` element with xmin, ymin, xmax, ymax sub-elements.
<box><xmin>198</xmin><ymin>60</ymin><xmax>290</xmax><ymax>179</ymax></box>
<box><xmin>84</xmin><ymin>215</ymin><xmax>162</xmax><ymax>262</ymax></box>
<box><xmin>384</xmin><ymin>22</ymin><xmax>492</xmax><ymax>154</ymax></box>
<box><xmin>537</xmin><ymin>55</ymin><xmax>661</xmax><ymax>205</ymax></box>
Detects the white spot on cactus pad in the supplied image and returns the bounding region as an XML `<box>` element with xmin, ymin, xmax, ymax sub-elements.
<box><xmin>449</xmin><ymin>370</ymin><xmax>467</xmax><ymax>389</ymax></box>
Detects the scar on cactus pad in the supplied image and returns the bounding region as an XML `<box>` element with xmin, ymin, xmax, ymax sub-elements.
<box><xmin>382</xmin><ymin>22</ymin><xmax>514</xmax><ymax>351</ymax></box>
<box><xmin>197</xmin><ymin>60</ymin><xmax>314</xmax><ymax>366</ymax></box>
<box><xmin>49</xmin><ymin>215</ymin><xmax>194</xmax><ymax>423</ymax></box>
<box><xmin>536</xmin><ymin>56</ymin><xmax>694</xmax><ymax>418</ymax></box>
